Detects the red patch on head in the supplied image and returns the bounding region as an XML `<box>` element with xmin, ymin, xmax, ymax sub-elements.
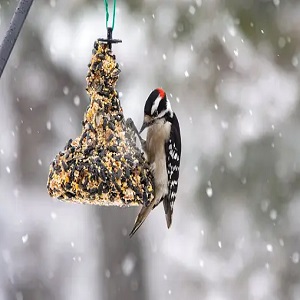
<box><xmin>157</xmin><ymin>88</ymin><xmax>165</xmax><ymax>98</ymax></box>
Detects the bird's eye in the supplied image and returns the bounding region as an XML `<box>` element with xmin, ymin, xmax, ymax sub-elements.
<box><xmin>153</xmin><ymin>110</ymin><xmax>158</xmax><ymax>117</ymax></box>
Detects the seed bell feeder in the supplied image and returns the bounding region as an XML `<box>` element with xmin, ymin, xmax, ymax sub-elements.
<box><xmin>47</xmin><ymin>25</ymin><xmax>154</xmax><ymax>207</ymax></box>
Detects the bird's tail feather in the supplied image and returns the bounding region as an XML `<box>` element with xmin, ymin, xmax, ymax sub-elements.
<box><xmin>129</xmin><ymin>201</ymin><xmax>156</xmax><ymax>238</ymax></box>
<box><xmin>163</xmin><ymin>198</ymin><xmax>173</xmax><ymax>229</ymax></box>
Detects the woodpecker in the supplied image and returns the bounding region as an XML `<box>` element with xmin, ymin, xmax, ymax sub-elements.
<box><xmin>129</xmin><ymin>88</ymin><xmax>181</xmax><ymax>237</ymax></box>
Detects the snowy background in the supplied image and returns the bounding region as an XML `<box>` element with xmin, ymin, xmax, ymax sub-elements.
<box><xmin>1</xmin><ymin>0</ymin><xmax>300</xmax><ymax>299</ymax></box>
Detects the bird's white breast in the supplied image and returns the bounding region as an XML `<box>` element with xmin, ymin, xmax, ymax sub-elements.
<box><xmin>146</xmin><ymin>120</ymin><xmax>171</xmax><ymax>200</ymax></box>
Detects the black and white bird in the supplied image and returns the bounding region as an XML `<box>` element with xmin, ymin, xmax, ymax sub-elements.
<box><xmin>129</xmin><ymin>88</ymin><xmax>181</xmax><ymax>237</ymax></box>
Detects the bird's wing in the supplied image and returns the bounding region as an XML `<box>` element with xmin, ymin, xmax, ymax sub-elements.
<box><xmin>163</xmin><ymin>113</ymin><xmax>181</xmax><ymax>228</ymax></box>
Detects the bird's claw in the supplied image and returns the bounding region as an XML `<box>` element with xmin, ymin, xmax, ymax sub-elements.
<box><xmin>126</xmin><ymin>118</ymin><xmax>138</xmax><ymax>134</ymax></box>
<box><xmin>125</xmin><ymin>118</ymin><xmax>146</xmax><ymax>149</ymax></box>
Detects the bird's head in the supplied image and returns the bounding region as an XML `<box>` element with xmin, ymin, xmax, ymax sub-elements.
<box><xmin>140</xmin><ymin>88</ymin><xmax>173</xmax><ymax>133</ymax></box>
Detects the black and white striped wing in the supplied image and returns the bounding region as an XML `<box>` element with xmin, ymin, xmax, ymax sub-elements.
<box><xmin>163</xmin><ymin>113</ymin><xmax>181</xmax><ymax>228</ymax></box>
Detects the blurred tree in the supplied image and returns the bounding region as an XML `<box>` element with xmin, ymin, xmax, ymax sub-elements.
<box><xmin>2</xmin><ymin>1</ymin><xmax>148</xmax><ymax>299</ymax></box>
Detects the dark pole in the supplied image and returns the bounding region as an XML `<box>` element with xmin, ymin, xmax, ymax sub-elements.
<box><xmin>0</xmin><ymin>0</ymin><xmax>34</xmax><ymax>78</ymax></box>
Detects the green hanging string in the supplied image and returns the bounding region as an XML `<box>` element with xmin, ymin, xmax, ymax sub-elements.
<box><xmin>103</xmin><ymin>0</ymin><xmax>117</xmax><ymax>30</ymax></box>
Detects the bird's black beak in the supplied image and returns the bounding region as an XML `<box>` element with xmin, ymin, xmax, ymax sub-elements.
<box><xmin>139</xmin><ymin>121</ymin><xmax>148</xmax><ymax>134</ymax></box>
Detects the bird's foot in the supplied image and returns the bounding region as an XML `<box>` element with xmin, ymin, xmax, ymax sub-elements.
<box><xmin>126</xmin><ymin>118</ymin><xmax>146</xmax><ymax>150</ymax></box>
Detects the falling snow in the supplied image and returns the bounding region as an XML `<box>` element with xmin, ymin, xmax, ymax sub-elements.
<box><xmin>278</xmin><ymin>37</ymin><xmax>286</xmax><ymax>49</ymax></box>
<box><xmin>63</xmin><ymin>86</ymin><xmax>69</xmax><ymax>95</ymax></box>
<box><xmin>206</xmin><ymin>187</ymin><xmax>213</xmax><ymax>197</ymax></box>
<box><xmin>46</xmin><ymin>121</ymin><xmax>52</xmax><ymax>130</ymax></box>
<box><xmin>122</xmin><ymin>228</ymin><xmax>128</xmax><ymax>236</ymax></box>
<box><xmin>270</xmin><ymin>209</ymin><xmax>277</xmax><ymax>220</ymax></box>
<box><xmin>22</xmin><ymin>234</ymin><xmax>28</xmax><ymax>244</ymax></box>
<box><xmin>292</xmin><ymin>56</ymin><xmax>298</xmax><ymax>67</ymax></box>
<box><xmin>122</xmin><ymin>254</ymin><xmax>135</xmax><ymax>276</ymax></box>
<box><xmin>189</xmin><ymin>5</ymin><xmax>196</xmax><ymax>15</ymax></box>
<box><xmin>261</xmin><ymin>199</ymin><xmax>270</xmax><ymax>212</ymax></box>
<box><xmin>221</xmin><ymin>121</ymin><xmax>228</xmax><ymax>129</ymax></box>
<box><xmin>228</xmin><ymin>26</ymin><xmax>236</xmax><ymax>37</ymax></box>
<box><xmin>73</xmin><ymin>95</ymin><xmax>80</xmax><ymax>106</ymax></box>
<box><xmin>292</xmin><ymin>252</ymin><xmax>299</xmax><ymax>264</ymax></box>
<box><xmin>241</xmin><ymin>177</ymin><xmax>247</xmax><ymax>184</ymax></box>
<box><xmin>196</xmin><ymin>0</ymin><xmax>202</xmax><ymax>6</ymax></box>
<box><xmin>50</xmin><ymin>0</ymin><xmax>56</xmax><ymax>8</ymax></box>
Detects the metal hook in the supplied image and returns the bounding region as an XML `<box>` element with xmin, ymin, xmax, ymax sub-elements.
<box><xmin>98</xmin><ymin>27</ymin><xmax>122</xmax><ymax>49</ymax></box>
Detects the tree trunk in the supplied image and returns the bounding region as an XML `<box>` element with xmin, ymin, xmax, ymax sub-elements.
<box><xmin>99</xmin><ymin>207</ymin><xmax>147</xmax><ymax>300</ymax></box>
